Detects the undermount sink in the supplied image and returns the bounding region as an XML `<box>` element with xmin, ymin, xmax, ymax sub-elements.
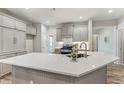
<box><xmin>66</xmin><ymin>53</ymin><xmax>89</xmax><ymax>58</ymax></box>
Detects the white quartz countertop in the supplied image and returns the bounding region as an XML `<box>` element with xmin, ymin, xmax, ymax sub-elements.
<box><xmin>0</xmin><ymin>52</ymin><xmax>119</xmax><ymax>77</ymax></box>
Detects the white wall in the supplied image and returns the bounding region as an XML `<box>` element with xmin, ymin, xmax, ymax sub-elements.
<box><xmin>118</xmin><ymin>16</ymin><xmax>124</xmax><ymax>30</ymax></box>
<box><xmin>41</xmin><ymin>24</ymin><xmax>48</xmax><ymax>53</ymax></box>
<box><xmin>93</xmin><ymin>20</ymin><xmax>117</xmax><ymax>55</ymax></box>
<box><xmin>98</xmin><ymin>27</ymin><xmax>117</xmax><ymax>55</ymax></box>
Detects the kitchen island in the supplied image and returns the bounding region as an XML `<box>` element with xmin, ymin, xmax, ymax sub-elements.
<box><xmin>0</xmin><ymin>52</ymin><xmax>119</xmax><ymax>84</ymax></box>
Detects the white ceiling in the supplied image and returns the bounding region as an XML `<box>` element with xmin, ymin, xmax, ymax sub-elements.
<box><xmin>6</xmin><ymin>8</ymin><xmax>124</xmax><ymax>25</ymax></box>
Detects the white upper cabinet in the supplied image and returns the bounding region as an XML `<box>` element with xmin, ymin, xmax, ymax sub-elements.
<box><xmin>0</xmin><ymin>15</ymin><xmax>2</xmax><ymax>26</ymax></box>
<box><xmin>73</xmin><ymin>25</ymin><xmax>88</xmax><ymax>41</ymax></box>
<box><xmin>15</xmin><ymin>21</ymin><xmax>26</xmax><ymax>31</ymax></box>
<box><xmin>15</xmin><ymin>30</ymin><xmax>26</xmax><ymax>50</ymax></box>
<box><xmin>62</xmin><ymin>24</ymin><xmax>73</xmax><ymax>36</ymax></box>
<box><xmin>27</xmin><ymin>24</ymin><xmax>36</xmax><ymax>35</ymax></box>
<box><xmin>56</xmin><ymin>28</ymin><xmax>62</xmax><ymax>42</ymax></box>
<box><xmin>2</xmin><ymin>16</ymin><xmax>15</xmax><ymax>28</ymax></box>
<box><xmin>2</xmin><ymin>28</ymin><xmax>15</xmax><ymax>52</ymax></box>
<box><xmin>73</xmin><ymin>27</ymin><xmax>81</xmax><ymax>41</ymax></box>
<box><xmin>2</xmin><ymin>28</ymin><xmax>26</xmax><ymax>52</ymax></box>
<box><xmin>0</xmin><ymin>27</ymin><xmax>2</xmax><ymax>53</ymax></box>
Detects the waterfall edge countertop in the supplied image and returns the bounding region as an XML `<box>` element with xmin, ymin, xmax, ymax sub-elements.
<box><xmin>0</xmin><ymin>52</ymin><xmax>119</xmax><ymax>77</ymax></box>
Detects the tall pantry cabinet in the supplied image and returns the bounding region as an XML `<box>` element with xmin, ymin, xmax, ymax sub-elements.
<box><xmin>0</xmin><ymin>13</ymin><xmax>27</xmax><ymax>77</ymax></box>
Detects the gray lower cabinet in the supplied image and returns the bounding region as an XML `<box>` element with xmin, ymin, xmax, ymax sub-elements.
<box><xmin>0</xmin><ymin>51</ymin><xmax>27</xmax><ymax>77</ymax></box>
<box><xmin>0</xmin><ymin>54</ymin><xmax>14</xmax><ymax>77</ymax></box>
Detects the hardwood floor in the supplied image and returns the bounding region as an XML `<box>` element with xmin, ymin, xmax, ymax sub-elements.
<box><xmin>0</xmin><ymin>74</ymin><xmax>12</xmax><ymax>84</ymax></box>
<box><xmin>107</xmin><ymin>64</ymin><xmax>124</xmax><ymax>84</ymax></box>
<box><xmin>1</xmin><ymin>64</ymin><xmax>124</xmax><ymax>84</ymax></box>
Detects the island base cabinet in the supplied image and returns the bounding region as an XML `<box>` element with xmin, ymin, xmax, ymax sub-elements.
<box><xmin>12</xmin><ymin>66</ymin><xmax>107</xmax><ymax>84</ymax></box>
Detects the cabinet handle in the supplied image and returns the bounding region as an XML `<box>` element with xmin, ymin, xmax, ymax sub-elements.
<box><xmin>13</xmin><ymin>37</ymin><xmax>17</xmax><ymax>44</ymax></box>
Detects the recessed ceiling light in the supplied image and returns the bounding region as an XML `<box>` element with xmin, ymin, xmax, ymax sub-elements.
<box><xmin>25</xmin><ymin>8</ymin><xmax>30</xmax><ymax>10</ymax></box>
<box><xmin>79</xmin><ymin>16</ymin><xmax>83</xmax><ymax>19</ymax></box>
<box><xmin>46</xmin><ymin>21</ymin><xmax>49</xmax><ymax>24</ymax></box>
<box><xmin>108</xmin><ymin>9</ymin><xmax>113</xmax><ymax>13</ymax></box>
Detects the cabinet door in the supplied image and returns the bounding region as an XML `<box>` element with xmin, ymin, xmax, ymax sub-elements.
<box><xmin>62</xmin><ymin>25</ymin><xmax>68</xmax><ymax>36</ymax></box>
<box><xmin>2</xmin><ymin>53</ymin><xmax>16</xmax><ymax>74</ymax></box>
<box><xmin>27</xmin><ymin>25</ymin><xmax>36</xmax><ymax>35</ymax></box>
<box><xmin>67</xmin><ymin>25</ymin><xmax>73</xmax><ymax>36</ymax></box>
<box><xmin>0</xmin><ymin>27</ymin><xmax>2</xmax><ymax>53</ymax></box>
<box><xmin>2</xmin><ymin>63</ymin><xmax>12</xmax><ymax>75</ymax></box>
<box><xmin>0</xmin><ymin>55</ymin><xmax>6</xmax><ymax>77</ymax></box>
<box><xmin>16</xmin><ymin>21</ymin><xmax>26</xmax><ymax>31</ymax></box>
<box><xmin>73</xmin><ymin>27</ymin><xmax>81</xmax><ymax>41</ymax></box>
<box><xmin>0</xmin><ymin>55</ymin><xmax>12</xmax><ymax>76</ymax></box>
<box><xmin>56</xmin><ymin>28</ymin><xmax>62</xmax><ymax>42</ymax></box>
<box><xmin>62</xmin><ymin>24</ymin><xmax>73</xmax><ymax>36</ymax></box>
<box><xmin>3</xmin><ymin>16</ymin><xmax>15</xmax><ymax>28</ymax></box>
<box><xmin>80</xmin><ymin>26</ymin><xmax>88</xmax><ymax>41</ymax></box>
<box><xmin>31</xmin><ymin>26</ymin><xmax>36</xmax><ymax>35</ymax></box>
<box><xmin>15</xmin><ymin>30</ymin><xmax>26</xmax><ymax>50</ymax></box>
<box><xmin>3</xmin><ymin>28</ymin><xmax>15</xmax><ymax>52</ymax></box>
<box><xmin>0</xmin><ymin>15</ymin><xmax>3</xmax><ymax>26</ymax></box>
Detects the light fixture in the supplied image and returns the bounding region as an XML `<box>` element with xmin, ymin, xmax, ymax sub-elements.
<box><xmin>46</xmin><ymin>21</ymin><xmax>49</xmax><ymax>24</ymax></box>
<box><xmin>79</xmin><ymin>16</ymin><xmax>83</xmax><ymax>19</ymax></box>
<box><xmin>108</xmin><ymin>9</ymin><xmax>113</xmax><ymax>13</ymax></box>
<box><xmin>92</xmin><ymin>65</ymin><xmax>95</xmax><ymax>68</ymax></box>
<box><xmin>25</xmin><ymin>8</ymin><xmax>30</xmax><ymax>10</ymax></box>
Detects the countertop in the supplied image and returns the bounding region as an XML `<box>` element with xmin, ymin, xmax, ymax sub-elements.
<box><xmin>0</xmin><ymin>52</ymin><xmax>119</xmax><ymax>77</ymax></box>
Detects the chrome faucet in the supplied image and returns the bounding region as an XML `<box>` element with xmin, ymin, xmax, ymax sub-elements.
<box><xmin>79</xmin><ymin>42</ymin><xmax>88</xmax><ymax>58</ymax></box>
